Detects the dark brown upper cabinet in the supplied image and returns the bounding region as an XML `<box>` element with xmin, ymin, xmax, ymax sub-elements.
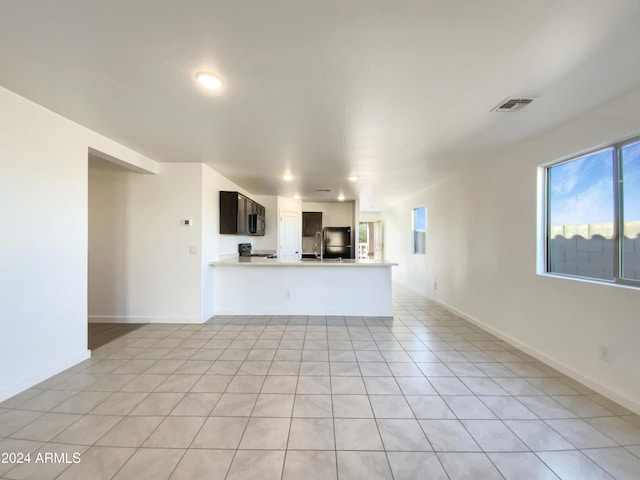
<box><xmin>302</xmin><ymin>211</ymin><xmax>323</xmax><ymax>237</ymax></box>
<box><xmin>220</xmin><ymin>191</ymin><xmax>265</xmax><ymax>235</ymax></box>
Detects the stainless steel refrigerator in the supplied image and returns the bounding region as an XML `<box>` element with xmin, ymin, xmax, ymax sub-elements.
<box><xmin>323</xmin><ymin>227</ymin><xmax>352</xmax><ymax>258</ymax></box>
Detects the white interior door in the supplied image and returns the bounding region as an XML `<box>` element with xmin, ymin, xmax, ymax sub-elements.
<box><xmin>279</xmin><ymin>210</ymin><xmax>301</xmax><ymax>259</ymax></box>
<box><xmin>373</xmin><ymin>220</ymin><xmax>383</xmax><ymax>261</ymax></box>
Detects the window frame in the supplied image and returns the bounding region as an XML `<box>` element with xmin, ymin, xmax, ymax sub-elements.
<box><xmin>411</xmin><ymin>205</ymin><xmax>426</xmax><ymax>255</ymax></box>
<box><xmin>542</xmin><ymin>134</ymin><xmax>640</xmax><ymax>288</ymax></box>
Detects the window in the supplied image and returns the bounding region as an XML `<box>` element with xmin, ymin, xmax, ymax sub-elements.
<box><xmin>621</xmin><ymin>142</ymin><xmax>640</xmax><ymax>281</ymax></box>
<box><xmin>412</xmin><ymin>206</ymin><xmax>426</xmax><ymax>254</ymax></box>
<box><xmin>545</xmin><ymin>137</ymin><xmax>640</xmax><ymax>285</ymax></box>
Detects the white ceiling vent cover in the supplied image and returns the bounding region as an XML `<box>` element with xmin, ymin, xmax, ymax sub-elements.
<box><xmin>492</xmin><ymin>97</ymin><xmax>533</xmax><ymax>112</ymax></box>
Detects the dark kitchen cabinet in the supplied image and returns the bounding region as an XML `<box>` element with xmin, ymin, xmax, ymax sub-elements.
<box><xmin>247</xmin><ymin>199</ymin><xmax>261</xmax><ymax>219</ymax></box>
<box><xmin>220</xmin><ymin>191</ymin><xmax>245</xmax><ymax>234</ymax></box>
<box><xmin>220</xmin><ymin>191</ymin><xmax>265</xmax><ymax>235</ymax></box>
<box><xmin>237</xmin><ymin>194</ymin><xmax>247</xmax><ymax>234</ymax></box>
<box><xmin>302</xmin><ymin>211</ymin><xmax>322</xmax><ymax>236</ymax></box>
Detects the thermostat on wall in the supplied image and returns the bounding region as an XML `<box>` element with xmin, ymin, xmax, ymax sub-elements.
<box><xmin>184</xmin><ymin>219</ymin><xmax>193</xmax><ymax>227</ymax></box>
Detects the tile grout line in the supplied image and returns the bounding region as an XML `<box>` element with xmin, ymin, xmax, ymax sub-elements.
<box><xmin>2</xmin><ymin>291</ymin><xmax>640</xmax><ymax>479</ymax></box>
<box><xmin>86</xmin><ymin>323</ymin><xmax>220</xmax><ymax>480</ymax></box>
<box><xmin>154</xmin><ymin>321</ymin><xmax>247</xmax><ymax>480</ymax></box>
<box><xmin>378</xmin><ymin>312</ymin><xmax>451</xmax><ymax>479</ymax></box>
<box><xmin>223</xmin><ymin>316</ymin><xmax>282</xmax><ymax>480</ymax></box>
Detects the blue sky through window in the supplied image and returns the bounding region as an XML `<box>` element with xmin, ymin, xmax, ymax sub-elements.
<box><xmin>622</xmin><ymin>142</ymin><xmax>640</xmax><ymax>224</ymax></box>
<box><xmin>414</xmin><ymin>206</ymin><xmax>426</xmax><ymax>230</ymax></box>
<box><xmin>549</xmin><ymin>143</ymin><xmax>640</xmax><ymax>227</ymax></box>
<box><xmin>549</xmin><ymin>149</ymin><xmax>614</xmax><ymax>226</ymax></box>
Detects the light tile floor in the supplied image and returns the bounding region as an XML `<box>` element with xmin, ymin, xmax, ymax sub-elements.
<box><xmin>1</xmin><ymin>286</ymin><xmax>640</xmax><ymax>479</ymax></box>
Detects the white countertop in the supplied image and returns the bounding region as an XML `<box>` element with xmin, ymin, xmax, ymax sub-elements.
<box><xmin>210</xmin><ymin>257</ymin><xmax>398</xmax><ymax>267</ymax></box>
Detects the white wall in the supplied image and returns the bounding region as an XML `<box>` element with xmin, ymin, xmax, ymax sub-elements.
<box><xmin>89</xmin><ymin>161</ymin><xmax>204</xmax><ymax>323</ymax></box>
<box><xmin>383</xmin><ymin>197</ymin><xmax>427</xmax><ymax>292</ymax></box>
<box><xmin>89</xmin><ymin>161</ymin><xmax>283</xmax><ymax>325</ymax></box>
<box><xmin>88</xmin><ymin>160</ymin><xmax>131</xmax><ymax>323</ymax></box>
<box><xmin>89</xmin><ymin>160</ymin><xmax>283</xmax><ymax>325</ymax></box>
<box><xmin>302</xmin><ymin>201</ymin><xmax>355</xmax><ymax>227</ymax></box>
<box><xmin>278</xmin><ymin>196</ymin><xmax>303</xmax><ymax>214</ymax></box>
<box><xmin>0</xmin><ymin>85</ymin><xmax>159</xmax><ymax>402</ymax></box>
<box><xmin>359</xmin><ymin>211</ymin><xmax>381</xmax><ymax>222</ymax></box>
<box><xmin>382</xmin><ymin>87</ymin><xmax>640</xmax><ymax>413</ymax></box>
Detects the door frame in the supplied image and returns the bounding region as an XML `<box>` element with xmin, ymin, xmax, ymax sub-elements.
<box><xmin>278</xmin><ymin>209</ymin><xmax>302</xmax><ymax>259</ymax></box>
<box><xmin>373</xmin><ymin>220</ymin><xmax>383</xmax><ymax>261</ymax></box>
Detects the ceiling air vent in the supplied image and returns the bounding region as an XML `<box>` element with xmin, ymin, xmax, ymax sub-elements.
<box><xmin>492</xmin><ymin>97</ymin><xmax>533</xmax><ymax>112</ymax></box>
<box><xmin>316</xmin><ymin>188</ymin><xmax>331</xmax><ymax>192</ymax></box>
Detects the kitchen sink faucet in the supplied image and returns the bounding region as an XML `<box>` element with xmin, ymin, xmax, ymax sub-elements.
<box><xmin>314</xmin><ymin>231</ymin><xmax>323</xmax><ymax>260</ymax></box>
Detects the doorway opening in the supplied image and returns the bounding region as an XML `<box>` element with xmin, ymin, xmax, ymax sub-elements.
<box><xmin>87</xmin><ymin>150</ymin><xmax>148</xmax><ymax>350</ymax></box>
<box><xmin>358</xmin><ymin>220</ymin><xmax>383</xmax><ymax>260</ymax></box>
<box><xmin>88</xmin><ymin>323</ymin><xmax>145</xmax><ymax>350</ymax></box>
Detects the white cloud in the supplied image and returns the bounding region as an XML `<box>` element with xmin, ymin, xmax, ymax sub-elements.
<box><xmin>550</xmin><ymin>159</ymin><xmax>581</xmax><ymax>196</ymax></box>
<box><xmin>550</xmin><ymin>176</ymin><xmax>613</xmax><ymax>226</ymax></box>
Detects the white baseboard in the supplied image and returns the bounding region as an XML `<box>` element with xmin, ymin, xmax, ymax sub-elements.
<box><xmin>212</xmin><ymin>308</ymin><xmax>393</xmax><ymax>316</ymax></box>
<box><xmin>427</xmin><ymin>295</ymin><xmax>640</xmax><ymax>415</ymax></box>
<box><xmin>88</xmin><ymin>315</ymin><xmax>203</xmax><ymax>324</ymax></box>
<box><xmin>0</xmin><ymin>349</ymin><xmax>91</xmax><ymax>403</ymax></box>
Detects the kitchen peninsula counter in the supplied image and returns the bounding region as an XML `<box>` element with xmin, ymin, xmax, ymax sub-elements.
<box><xmin>210</xmin><ymin>257</ymin><xmax>397</xmax><ymax>267</ymax></box>
<box><xmin>209</xmin><ymin>257</ymin><xmax>397</xmax><ymax>316</ymax></box>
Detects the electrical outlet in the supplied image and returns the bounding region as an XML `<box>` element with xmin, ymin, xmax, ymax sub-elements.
<box><xmin>188</xmin><ymin>245</ymin><xmax>199</xmax><ymax>255</ymax></box>
<box><xmin>598</xmin><ymin>345</ymin><xmax>610</xmax><ymax>363</ymax></box>
<box><xmin>284</xmin><ymin>290</ymin><xmax>291</xmax><ymax>299</ymax></box>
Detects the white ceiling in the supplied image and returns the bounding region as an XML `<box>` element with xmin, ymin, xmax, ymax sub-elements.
<box><xmin>2</xmin><ymin>1</ymin><xmax>640</xmax><ymax>209</ymax></box>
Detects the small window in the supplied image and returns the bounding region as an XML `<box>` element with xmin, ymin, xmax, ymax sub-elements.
<box><xmin>412</xmin><ymin>206</ymin><xmax>426</xmax><ymax>254</ymax></box>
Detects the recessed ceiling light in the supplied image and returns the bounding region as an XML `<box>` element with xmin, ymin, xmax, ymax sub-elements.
<box><xmin>195</xmin><ymin>72</ymin><xmax>223</xmax><ymax>90</ymax></box>
<box><xmin>293</xmin><ymin>194</ymin><xmax>300</xmax><ymax>200</ymax></box>
<box><xmin>348</xmin><ymin>175</ymin><xmax>359</xmax><ymax>182</ymax></box>
<box><xmin>338</xmin><ymin>195</ymin><xmax>345</xmax><ymax>201</ymax></box>
<box><xmin>283</xmin><ymin>174</ymin><xmax>293</xmax><ymax>181</ymax></box>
